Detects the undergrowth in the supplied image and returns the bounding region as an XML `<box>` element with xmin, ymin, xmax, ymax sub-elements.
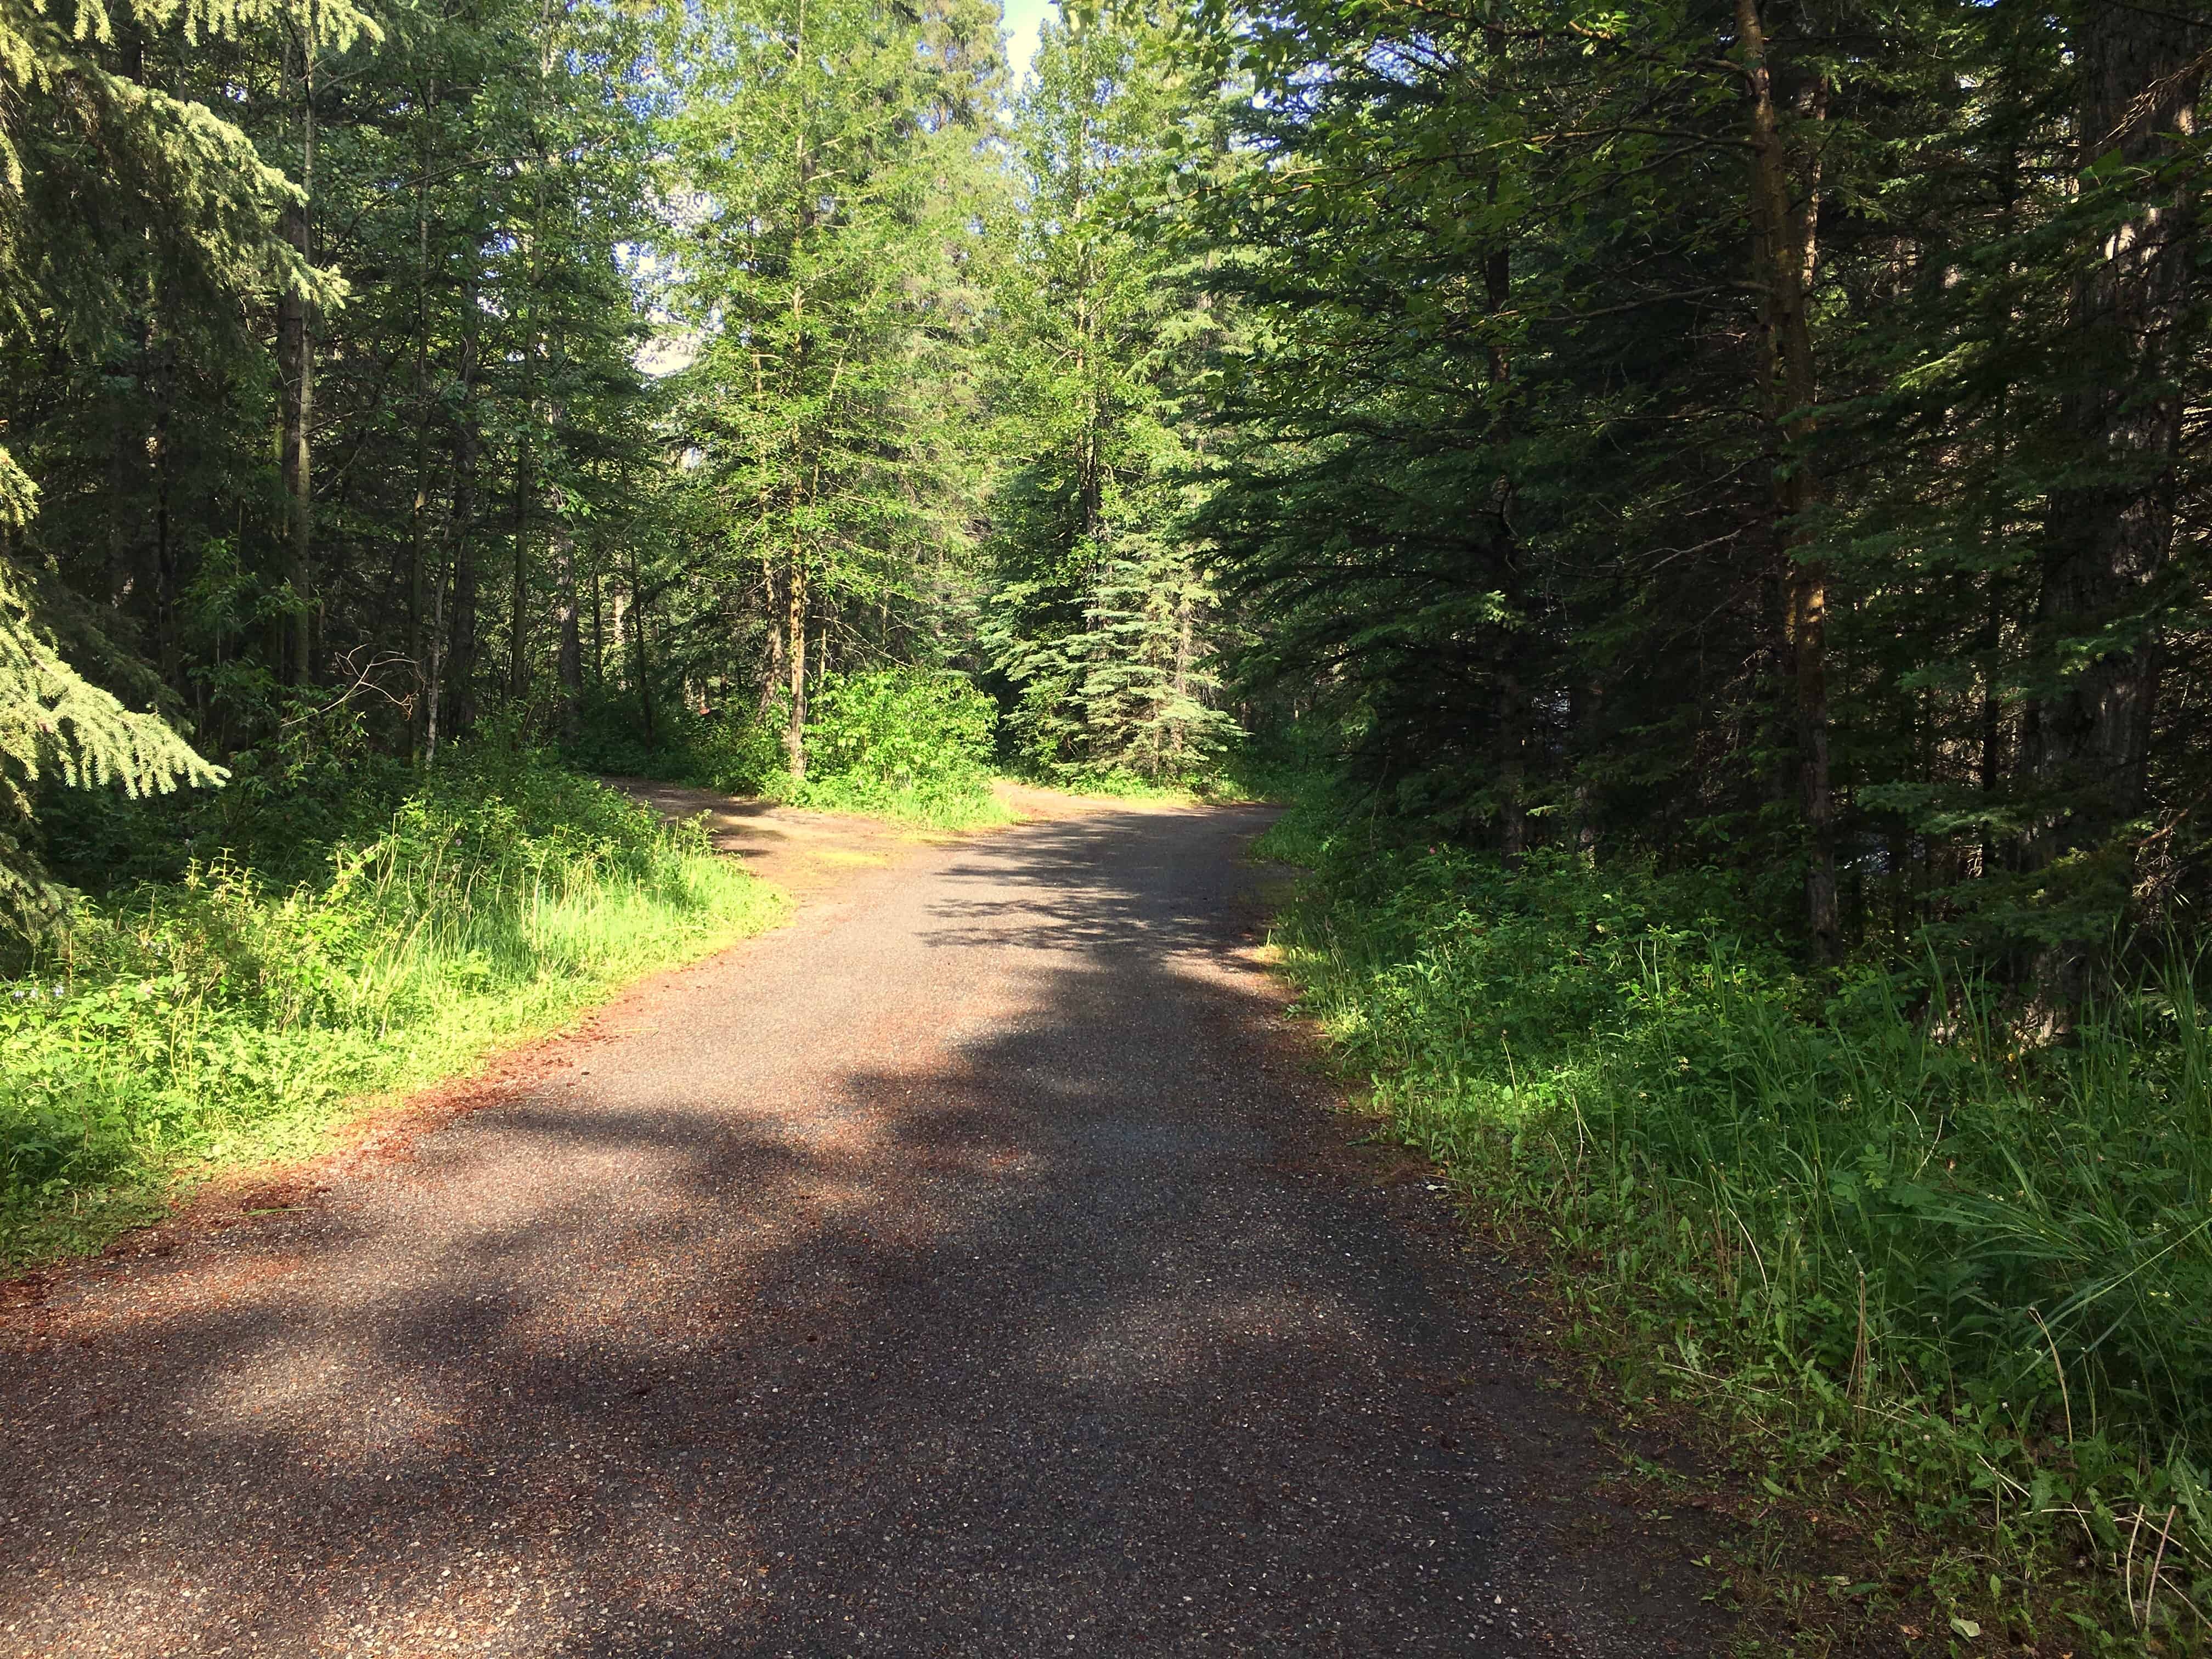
<box><xmin>569</xmin><ymin>667</ymin><xmax>1012</xmax><ymax>829</ymax></box>
<box><xmin>1016</xmin><ymin>764</ymin><xmax>1197</xmax><ymax>800</ymax></box>
<box><xmin>0</xmin><ymin>749</ymin><xmax>782</xmax><ymax>1266</ymax></box>
<box><xmin>1002</xmin><ymin>750</ymin><xmax>1296</xmax><ymax>805</ymax></box>
<box><xmin>778</xmin><ymin>771</ymin><xmax>1015</xmax><ymax>830</ymax></box>
<box><xmin>1257</xmin><ymin>803</ymin><xmax>2210</xmax><ymax>1652</ymax></box>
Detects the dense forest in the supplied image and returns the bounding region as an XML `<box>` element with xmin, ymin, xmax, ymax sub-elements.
<box><xmin>4</xmin><ymin>0</ymin><xmax>2211</xmax><ymax>1637</ymax></box>
<box><xmin>15</xmin><ymin>0</ymin><xmax>2207</xmax><ymax>970</ymax></box>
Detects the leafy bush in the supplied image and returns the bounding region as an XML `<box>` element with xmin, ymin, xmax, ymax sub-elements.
<box><xmin>1263</xmin><ymin>825</ymin><xmax>2212</xmax><ymax>1634</ymax></box>
<box><xmin>804</xmin><ymin>668</ymin><xmax>993</xmax><ymax>788</ymax></box>
<box><xmin>35</xmin><ymin>699</ymin><xmax>424</xmax><ymax>898</ymax></box>
<box><xmin>792</xmin><ymin>669</ymin><xmax>1002</xmax><ymax>823</ymax></box>
<box><xmin>561</xmin><ymin>689</ymin><xmax>788</xmax><ymax>798</ymax></box>
<box><xmin>694</xmin><ymin>715</ymin><xmax>789</xmax><ymax>795</ymax></box>
<box><xmin>562</xmin><ymin>673</ymin><xmax>1000</xmax><ymax>822</ymax></box>
<box><xmin>0</xmin><ymin>747</ymin><xmax>781</xmax><ymax>1263</ymax></box>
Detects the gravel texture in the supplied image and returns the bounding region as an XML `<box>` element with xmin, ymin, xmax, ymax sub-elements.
<box><xmin>0</xmin><ymin>803</ymin><xmax>1728</xmax><ymax>1656</ymax></box>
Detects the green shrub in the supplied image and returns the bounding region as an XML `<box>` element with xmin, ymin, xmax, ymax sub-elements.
<box><xmin>562</xmin><ymin>672</ymin><xmax>1001</xmax><ymax>823</ymax></box>
<box><xmin>1267</xmin><ymin>830</ymin><xmax>2212</xmax><ymax>1634</ymax></box>
<box><xmin>0</xmin><ymin>748</ymin><xmax>782</xmax><ymax>1263</ymax></box>
<box><xmin>562</xmin><ymin>690</ymin><xmax>788</xmax><ymax>798</ymax></box>
<box><xmin>804</xmin><ymin>669</ymin><xmax>993</xmax><ymax>789</ymax></box>
<box><xmin>693</xmin><ymin>713</ymin><xmax>788</xmax><ymax>795</ymax></box>
<box><xmin>790</xmin><ymin>669</ymin><xmax>1003</xmax><ymax>825</ymax></box>
<box><xmin>35</xmin><ymin>701</ymin><xmax>423</xmax><ymax>898</ymax></box>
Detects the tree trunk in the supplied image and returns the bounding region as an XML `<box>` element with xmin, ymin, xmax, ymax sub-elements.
<box><xmin>780</xmin><ymin>84</ymin><xmax>815</xmax><ymax>782</ymax></box>
<box><xmin>1484</xmin><ymin>163</ymin><xmax>1511</xmax><ymax>387</ymax></box>
<box><xmin>1739</xmin><ymin>0</ymin><xmax>1837</xmax><ymax>959</ymax></box>
<box><xmin>608</xmin><ymin>584</ymin><xmax>627</xmax><ymax>687</ymax></box>
<box><xmin>1976</xmin><ymin>579</ymin><xmax>2005</xmax><ymax>879</ymax></box>
<box><xmin>628</xmin><ymin>544</ymin><xmax>656</xmax><ymax>746</ymax></box>
<box><xmin>510</xmin><ymin>8</ymin><xmax>552</xmax><ymax>719</ymax></box>
<box><xmin>784</xmin><ymin>549</ymin><xmax>808</xmax><ymax>780</ymax></box>
<box><xmin>1480</xmin><ymin>156</ymin><xmax>1527</xmax><ymax>858</ymax></box>
<box><xmin>409</xmin><ymin>75</ymin><xmax>438</xmax><ymax>758</ymax></box>
<box><xmin>445</xmin><ymin>275</ymin><xmax>484</xmax><ymax>739</ymax></box>
<box><xmin>1571</xmin><ymin>680</ymin><xmax>1602</xmax><ymax>860</ymax></box>
<box><xmin>555</xmin><ymin>520</ymin><xmax>583</xmax><ymax>742</ymax></box>
<box><xmin>151</xmin><ymin>331</ymin><xmax>176</xmax><ymax>686</ymax></box>
<box><xmin>510</xmin><ymin>431</ymin><xmax>532</xmax><ymax>710</ymax></box>
<box><xmin>106</xmin><ymin>372</ymin><xmax>137</xmax><ymax>609</ymax></box>
<box><xmin>424</xmin><ymin>552</ymin><xmax>448</xmax><ymax>768</ymax></box>
<box><xmin>756</xmin><ymin>556</ymin><xmax>784</xmax><ymax>720</ymax></box>
<box><xmin>1171</xmin><ymin>588</ymin><xmax>1193</xmax><ymax>765</ymax></box>
<box><xmin>276</xmin><ymin>30</ymin><xmax>317</xmax><ymax>688</ymax></box>
<box><xmin>591</xmin><ymin>564</ymin><xmax>605</xmax><ymax>686</ymax></box>
<box><xmin>1496</xmin><ymin>669</ymin><xmax>1528</xmax><ymax>860</ymax></box>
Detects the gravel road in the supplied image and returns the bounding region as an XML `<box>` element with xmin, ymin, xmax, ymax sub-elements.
<box><xmin>1</xmin><ymin>803</ymin><xmax>1727</xmax><ymax>1656</ymax></box>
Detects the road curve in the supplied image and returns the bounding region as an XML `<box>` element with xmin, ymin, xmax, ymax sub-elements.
<box><xmin>1</xmin><ymin>804</ymin><xmax>1724</xmax><ymax>1657</ymax></box>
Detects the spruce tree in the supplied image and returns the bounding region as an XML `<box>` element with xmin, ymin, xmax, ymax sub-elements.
<box><xmin>982</xmin><ymin>6</ymin><xmax>1239</xmax><ymax>784</ymax></box>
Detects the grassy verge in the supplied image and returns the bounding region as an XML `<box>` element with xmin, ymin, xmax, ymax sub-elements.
<box><xmin>1256</xmin><ymin>804</ymin><xmax>2209</xmax><ymax>1654</ymax></box>
<box><xmin>1</xmin><ymin>755</ymin><xmax>784</xmax><ymax>1267</ymax></box>
<box><xmin>998</xmin><ymin>763</ymin><xmax>1289</xmax><ymax>806</ymax></box>
<box><xmin>770</xmin><ymin>771</ymin><xmax>1017</xmax><ymax>831</ymax></box>
<box><xmin>1006</xmin><ymin>764</ymin><xmax>1202</xmax><ymax>803</ymax></box>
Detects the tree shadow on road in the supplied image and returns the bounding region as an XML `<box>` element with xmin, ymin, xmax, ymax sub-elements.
<box><xmin>0</xmin><ymin>806</ymin><xmax>1729</xmax><ymax>1658</ymax></box>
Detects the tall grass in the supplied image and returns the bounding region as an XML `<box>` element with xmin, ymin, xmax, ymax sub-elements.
<box><xmin>778</xmin><ymin>771</ymin><xmax>1017</xmax><ymax>830</ymax></box>
<box><xmin>1</xmin><ymin>757</ymin><xmax>782</xmax><ymax>1265</ymax></box>
<box><xmin>1261</xmin><ymin>822</ymin><xmax>2211</xmax><ymax>1640</ymax></box>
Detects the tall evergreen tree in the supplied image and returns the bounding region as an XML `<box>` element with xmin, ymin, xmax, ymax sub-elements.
<box><xmin>982</xmin><ymin>6</ymin><xmax>1240</xmax><ymax>784</ymax></box>
<box><xmin>0</xmin><ymin>0</ymin><xmax>376</xmax><ymax>915</ymax></box>
<box><xmin>663</xmin><ymin>0</ymin><xmax>1003</xmax><ymax>778</ymax></box>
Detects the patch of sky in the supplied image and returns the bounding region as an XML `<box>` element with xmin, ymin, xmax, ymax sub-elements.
<box><xmin>1001</xmin><ymin>0</ymin><xmax>1054</xmax><ymax>91</ymax></box>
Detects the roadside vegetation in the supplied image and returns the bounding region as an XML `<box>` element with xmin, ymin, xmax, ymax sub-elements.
<box><xmin>570</xmin><ymin>668</ymin><xmax>1015</xmax><ymax>831</ymax></box>
<box><xmin>1</xmin><ymin>749</ymin><xmax>779</xmax><ymax>1266</ymax></box>
<box><xmin>1260</xmin><ymin>793</ymin><xmax>2211</xmax><ymax>1649</ymax></box>
<box><xmin>5</xmin><ymin>0</ymin><xmax>2211</xmax><ymax>1643</ymax></box>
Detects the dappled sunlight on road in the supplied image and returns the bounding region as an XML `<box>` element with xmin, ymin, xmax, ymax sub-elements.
<box><xmin>2</xmin><ymin>804</ymin><xmax>1725</xmax><ymax>1657</ymax></box>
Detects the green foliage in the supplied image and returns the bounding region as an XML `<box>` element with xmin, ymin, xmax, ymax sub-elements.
<box><xmin>3</xmin><ymin>0</ymin><xmax>669</xmax><ymax>778</ymax></box>
<box><xmin>563</xmin><ymin>693</ymin><xmax>789</xmax><ymax>798</ymax></box>
<box><xmin>789</xmin><ymin>668</ymin><xmax>1005</xmax><ymax>825</ymax></box>
<box><xmin>32</xmin><ymin>693</ymin><xmax>427</xmax><ymax>897</ymax></box>
<box><xmin>980</xmin><ymin>9</ymin><xmax>1245</xmax><ymax>789</ymax></box>
<box><xmin>680</xmin><ymin>716</ymin><xmax>792</xmax><ymax>799</ymax></box>
<box><xmin>1187</xmin><ymin>0</ymin><xmax>2212</xmax><ymax>984</ymax></box>
<box><xmin>0</xmin><ymin>582</ymin><xmax>224</xmax><ymax>927</ymax></box>
<box><xmin>0</xmin><ymin>0</ymin><xmax>374</xmax><ymax>343</ymax></box>
<box><xmin>803</xmin><ymin>669</ymin><xmax>993</xmax><ymax>792</ymax></box>
<box><xmin>568</xmin><ymin>667</ymin><xmax>1005</xmax><ymax>825</ymax></box>
<box><xmin>0</xmin><ymin>0</ymin><xmax>396</xmax><ymax>925</ymax></box>
<box><xmin>1267</xmin><ymin>821</ymin><xmax>2212</xmax><ymax>1637</ymax></box>
<box><xmin>991</xmin><ymin>538</ymin><xmax>1246</xmax><ymax>786</ymax></box>
<box><xmin>658</xmin><ymin>0</ymin><xmax>1003</xmax><ymax>777</ymax></box>
<box><xmin>0</xmin><ymin>748</ymin><xmax>781</xmax><ymax>1263</ymax></box>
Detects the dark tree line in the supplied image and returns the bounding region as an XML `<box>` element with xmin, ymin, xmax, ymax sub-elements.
<box><xmin>9</xmin><ymin>0</ymin><xmax>2205</xmax><ymax>1018</ymax></box>
<box><xmin>2</xmin><ymin>0</ymin><xmax>668</xmax><ymax>769</ymax></box>
<box><xmin>0</xmin><ymin>0</ymin><xmax>1012</xmax><ymax>899</ymax></box>
<box><xmin>1180</xmin><ymin>0</ymin><xmax>2209</xmax><ymax>1010</ymax></box>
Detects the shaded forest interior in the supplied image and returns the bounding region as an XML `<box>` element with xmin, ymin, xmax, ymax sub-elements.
<box><xmin>5</xmin><ymin>0</ymin><xmax>2212</xmax><ymax>1641</ymax></box>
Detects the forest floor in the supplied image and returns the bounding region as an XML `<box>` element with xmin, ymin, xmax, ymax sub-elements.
<box><xmin>0</xmin><ymin>792</ymin><xmax>1746</xmax><ymax>1657</ymax></box>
